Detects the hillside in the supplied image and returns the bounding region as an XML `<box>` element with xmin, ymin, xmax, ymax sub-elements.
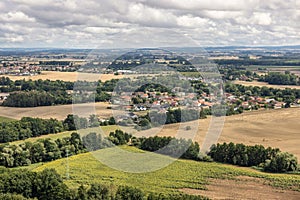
<box><xmin>32</xmin><ymin>146</ymin><xmax>300</xmax><ymax>200</ymax></box>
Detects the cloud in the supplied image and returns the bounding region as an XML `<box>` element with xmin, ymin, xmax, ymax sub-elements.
<box><xmin>0</xmin><ymin>0</ymin><xmax>299</xmax><ymax>47</ymax></box>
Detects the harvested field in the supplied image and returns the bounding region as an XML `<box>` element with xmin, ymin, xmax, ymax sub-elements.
<box><xmin>0</xmin><ymin>102</ymin><xmax>112</xmax><ymax>120</ymax></box>
<box><xmin>0</xmin><ymin>71</ymin><xmax>122</xmax><ymax>82</ymax></box>
<box><xmin>135</xmin><ymin>108</ymin><xmax>300</xmax><ymax>158</ymax></box>
<box><xmin>233</xmin><ymin>80</ymin><xmax>300</xmax><ymax>89</ymax></box>
<box><xmin>180</xmin><ymin>176</ymin><xmax>300</xmax><ymax>200</ymax></box>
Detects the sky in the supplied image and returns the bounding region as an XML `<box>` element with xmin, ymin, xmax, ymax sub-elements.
<box><xmin>0</xmin><ymin>0</ymin><xmax>300</xmax><ymax>48</ymax></box>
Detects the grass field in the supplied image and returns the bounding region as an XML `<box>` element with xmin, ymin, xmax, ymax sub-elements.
<box><xmin>9</xmin><ymin>125</ymin><xmax>119</xmax><ymax>146</ymax></box>
<box><xmin>233</xmin><ymin>80</ymin><xmax>300</xmax><ymax>89</ymax></box>
<box><xmin>0</xmin><ymin>71</ymin><xmax>122</xmax><ymax>82</ymax></box>
<box><xmin>0</xmin><ymin>116</ymin><xmax>16</xmax><ymax>123</ymax></box>
<box><xmin>31</xmin><ymin>146</ymin><xmax>300</xmax><ymax>199</ymax></box>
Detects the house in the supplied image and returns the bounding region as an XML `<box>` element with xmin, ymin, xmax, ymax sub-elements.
<box><xmin>274</xmin><ymin>102</ymin><xmax>285</xmax><ymax>109</ymax></box>
<box><xmin>0</xmin><ymin>93</ymin><xmax>9</xmax><ymax>101</ymax></box>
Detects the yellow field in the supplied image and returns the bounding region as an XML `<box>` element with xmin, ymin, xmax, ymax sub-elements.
<box><xmin>0</xmin><ymin>71</ymin><xmax>122</xmax><ymax>82</ymax></box>
<box><xmin>0</xmin><ymin>102</ymin><xmax>112</xmax><ymax>120</ymax></box>
<box><xmin>134</xmin><ymin>108</ymin><xmax>300</xmax><ymax>159</ymax></box>
<box><xmin>233</xmin><ymin>80</ymin><xmax>300</xmax><ymax>89</ymax></box>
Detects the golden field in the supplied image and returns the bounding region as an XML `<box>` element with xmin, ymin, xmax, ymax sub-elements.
<box><xmin>233</xmin><ymin>80</ymin><xmax>300</xmax><ymax>89</ymax></box>
<box><xmin>0</xmin><ymin>71</ymin><xmax>122</xmax><ymax>82</ymax></box>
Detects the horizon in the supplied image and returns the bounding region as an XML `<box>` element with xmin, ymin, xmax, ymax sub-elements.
<box><xmin>1</xmin><ymin>44</ymin><xmax>300</xmax><ymax>50</ymax></box>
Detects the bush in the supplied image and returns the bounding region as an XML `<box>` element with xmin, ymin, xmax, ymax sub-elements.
<box><xmin>115</xmin><ymin>186</ymin><xmax>144</xmax><ymax>200</ymax></box>
<box><xmin>263</xmin><ymin>152</ymin><xmax>298</xmax><ymax>173</ymax></box>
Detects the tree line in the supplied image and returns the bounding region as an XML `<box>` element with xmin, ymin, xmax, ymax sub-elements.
<box><xmin>208</xmin><ymin>142</ymin><xmax>298</xmax><ymax>173</ymax></box>
<box><xmin>259</xmin><ymin>71</ymin><xmax>300</xmax><ymax>85</ymax></box>
<box><xmin>0</xmin><ymin>168</ymin><xmax>208</xmax><ymax>200</ymax></box>
<box><xmin>0</xmin><ymin>132</ymin><xmax>85</xmax><ymax>167</ymax></box>
<box><xmin>0</xmin><ymin>77</ymin><xmax>115</xmax><ymax>107</ymax></box>
<box><xmin>0</xmin><ymin>117</ymin><xmax>64</xmax><ymax>143</ymax></box>
<box><xmin>0</xmin><ymin>114</ymin><xmax>116</xmax><ymax>143</ymax></box>
<box><xmin>226</xmin><ymin>83</ymin><xmax>300</xmax><ymax>107</ymax></box>
<box><xmin>134</xmin><ymin>108</ymin><xmax>207</xmax><ymax>131</ymax></box>
<box><xmin>1</xmin><ymin>128</ymin><xmax>298</xmax><ymax>173</ymax></box>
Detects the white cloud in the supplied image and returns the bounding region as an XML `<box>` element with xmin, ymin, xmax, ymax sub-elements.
<box><xmin>0</xmin><ymin>11</ymin><xmax>36</xmax><ymax>23</ymax></box>
<box><xmin>0</xmin><ymin>0</ymin><xmax>299</xmax><ymax>47</ymax></box>
<box><xmin>177</xmin><ymin>15</ymin><xmax>209</xmax><ymax>28</ymax></box>
<box><xmin>252</xmin><ymin>12</ymin><xmax>272</xmax><ymax>25</ymax></box>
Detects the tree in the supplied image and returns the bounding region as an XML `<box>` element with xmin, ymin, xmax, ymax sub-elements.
<box><xmin>87</xmin><ymin>184</ymin><xmax>110</xmax><ymax>200</ymax></box>
<box><xmin>33</xmin><ymin>169</ymin><xmax>69</xmax><ymax>200</ymax></box>
<box><xmin>115</xmin><ymin>186</ymin><xmax>144</xmax><ymax>200</ymax></box>
<box><xmin>77</xmin><ymin>185</ymin><xmax>88</xmax><ymax>200</ymax></box>
<box><xmin>264</xmin><ymin>152</ymin><xmax>298</xmax><ymax>173</ymax></box>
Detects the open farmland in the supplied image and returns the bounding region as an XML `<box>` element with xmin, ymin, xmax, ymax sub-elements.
<box><xmin>31</xmin><ymin>147</ymin><xmax>300</xmax><ymax>199</ymax></box>
<box><xmin>233</xmin><ymin>80</ymin><xmax>300</xmax><ymax>89</ymax></box>
<box><xmin>3</xmin><ymin>104</ymin><xmax>299</xmax><ymax>159</ymax></box>
<box><xmin>0</xmin><ymin>102</ymin><xmax>112</xmax><ymax>120</ymax></box>
<box><xmin>0</xmin><ymin>71</ymin><xmax>122</xmax><ymax>82</ymax></box>
<box><xmin>134</xmin><ymin>107</ymin><xmax>300</xmax><ymax>159</ymax></box>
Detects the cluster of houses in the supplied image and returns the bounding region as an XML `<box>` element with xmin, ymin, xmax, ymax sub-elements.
<box><xmin>0</xmin><ymin>62</ymin><xmax>41</xmax><ymax>76</ymax></box>
<box><xmin>225</xmin><ymin>93</ymin><xmax>289</xmax><ymax>110</ymax></box>
<box><xmin>111</xmin><ymin>87</ymin><xmax>298</xmax><ymax>117</ymax></box>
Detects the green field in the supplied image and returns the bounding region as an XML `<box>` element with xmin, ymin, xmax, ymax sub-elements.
<box><xmin>0</xmin><ymin>116</ymin><xmax>16</xmax><ymax>123</ymax></box>
<box><xmin>31</xmin><ymin>146</ymin><xmax>300</xmax><ymax>196</ymax></box>
<box><xmin>9</xmin><ymin>125</ymin><xmax>119</xmax><ymax>145</ymax></box>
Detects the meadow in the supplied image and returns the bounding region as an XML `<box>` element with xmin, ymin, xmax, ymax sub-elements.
<box><xmin>0</xmin><ymin>116</ymin><xmax>16</xmax><ymax>123</ymax></box>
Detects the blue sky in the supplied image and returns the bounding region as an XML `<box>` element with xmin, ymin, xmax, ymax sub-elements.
<box><xmin>0</xmin><ymin>0</ymin><xmax>299</xmax><ymax>48</ymax></box>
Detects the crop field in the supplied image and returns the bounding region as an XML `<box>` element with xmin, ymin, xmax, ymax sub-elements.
<box><xmin>0</xmin><ymin>71</ymin><xmax>123</xmax><ymax>82</ymax></box>
<box><xmin>135</xmin><ymin>107</ymin><xmax>300</xmax><ymax>159</ymax></box>
<box><xmin>233</xmin><ymin>80</ymin><xmax>300</xmax><ymax>89</ymax></box>
<box><xmin>0</xmin><ymin>102</ymin><xmax>113</xmax><ymax>120</ymax></box>
<box><xmin>32</xmin><ymin>146</ymin><xmax>300</xmax><ymax>199</ymax></box>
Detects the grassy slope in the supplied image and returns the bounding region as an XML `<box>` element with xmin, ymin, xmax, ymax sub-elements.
<box><xmin>32</xmin><ymin>146</ymin><xmax>300</xmax><ymax>196</ymax></box>
<box><xmin>0</xmin><ymin>116</ymin><xmax>16</xmax><ymax>123</ymax></box>
<box><xmin>9</xmin><ymin>125</ymin><xmax>119</xmax><ymax>146</ymax></box>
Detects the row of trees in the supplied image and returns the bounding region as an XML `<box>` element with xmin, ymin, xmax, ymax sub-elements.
<box><xmin>259</xmin><ymin>72</ymin><xmax>300</xmax><ymax>85</ymax></box>
<box><xmin>1</xmin><ymin>126</ymin><xmax>298</xmax><ymax>173</ymax></box>
<box><xmin>226</xmin><ymin>83</ymin><xmax>300</xmax><ymax>107</ymax></box>
<box><xmin>208</xmin><ymin>142</ymin><xmax>298</xmax><ymax>173</ymax></box>
<box><xmin>0</xmin><ymin>78</ymin><xmax>115</xmax><ymax>107</ymax></box>
<box><xmin>0</xmin><ymin>133</ymin><xmax>85</xmax><ymax>167</ymax></box>
<box><xmin>0</xmin><ymin>167</ymin><xmax>208</xmax><ymax>200</ymax></box>
<box><xmin>0</xmin><ymin>117</ymin><xmax>64</xmax><ymax>143</ymax></box>
<box><xmin>139</xmin><ymin>136</ymin><xmax>200</xmax><ymax>160</ymax></box>
<box><xmin>0</xmin><ymin>114</ymin><xmax>117</xmax><ymax>143</ymax></box>
<box><xmin>135</xmin><ymin>108</ymin><xmax>207</xmax><ymax>131</ymax></box>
